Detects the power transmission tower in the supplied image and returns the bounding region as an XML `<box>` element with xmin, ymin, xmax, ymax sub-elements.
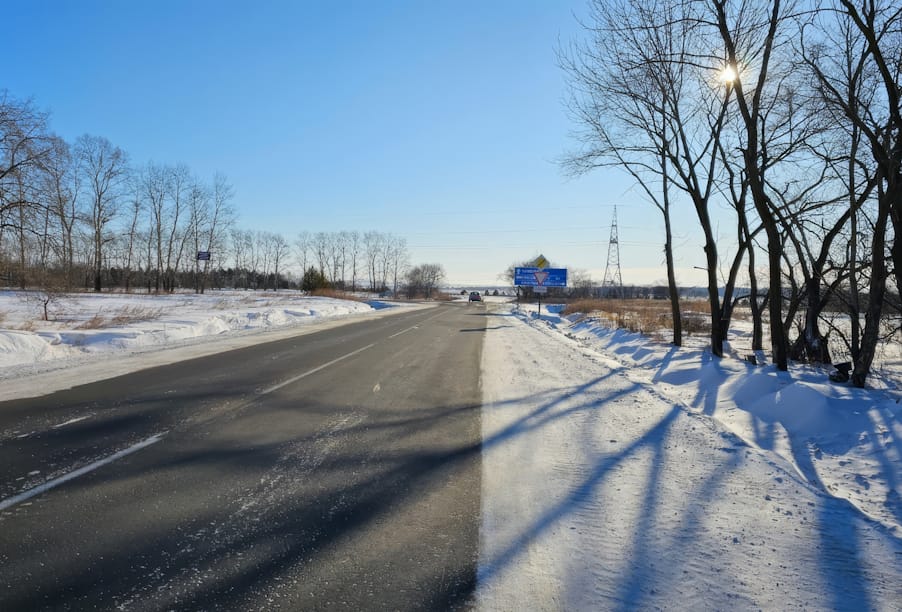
<box><xmin>601</xmin><ymin>206</ymin><xmax>624</xmax><ymax>298</ymax></box>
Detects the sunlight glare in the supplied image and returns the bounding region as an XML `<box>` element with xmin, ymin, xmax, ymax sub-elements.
<box><xmin>721</xmin><ymin>64</ymin><xmax>738</xmax><ymax>84</ymax></box>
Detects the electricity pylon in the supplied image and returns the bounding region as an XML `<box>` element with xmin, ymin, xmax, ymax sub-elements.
<box><xmin>601</xmin><ymin>206</ymin><xmax>624</xmax><ymax>299</ymax></box>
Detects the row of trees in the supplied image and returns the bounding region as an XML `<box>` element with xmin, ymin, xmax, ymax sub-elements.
<box><xmin>0</xmin><ymin>91</ymin><xmax>414</xmax><ymax>296</ymax></box>
<box><xmin>0</xmin><ymin>90</ymin><xmax>239</xmax><ymax>294</ymax></box>
<box><xmin>562</xmin><ymin>0</ymin><xmax>901</xmax><ymax>386</ymax></box>
<box><xmin>294</xmin><ymin>231</ymin><xmax>409</xmax><ymax>293</ymax></box>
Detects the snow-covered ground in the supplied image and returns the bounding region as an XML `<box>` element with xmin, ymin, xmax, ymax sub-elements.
<box><xmin>1</xmin><ymin>290</ymin><xmax>900</xmax><ymax>607</ymax></box>
<box><xmin>478</xmin><ymin>302</ymin><xmax>902</xmax><ymax>609</ymax></box>
<box><xmin>0</xmin><ymin>290</ymin><xmax>411</xmax><ymax>401</ymax></box>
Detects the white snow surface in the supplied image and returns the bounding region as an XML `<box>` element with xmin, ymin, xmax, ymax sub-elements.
<box><xmin>478</xmin><ymin>303</ymin><xmax>902</xmax><ymax>610</ymax></box>
<box><xmin>0</xmin><ymin>290</ymin><xmax>409</xmax><ymax>401</ymax></box>
<box><xmin>1</xmin><ymin>291</ymin><xmax>900</xmax><ymax>607</ymax></box>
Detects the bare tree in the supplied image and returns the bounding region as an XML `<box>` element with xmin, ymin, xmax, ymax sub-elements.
<box><xmin>833</xmin><ymin>0</ymin><xmax>902</xmax><ymax>295</ymax></box>
<box><xmin>74</xmin><ymin>134</ymin><xmax>128</xmax><ymax>292</ymax></box>
<box><xmin>563</xmin><ymin>0</ymin><xmax>747</xmax><ymax>352</ymax></box>
<box><xmin>201</xmin><ymin>174</ymin><xmax>235</xmax><ymax>293</ymax></box>
<box><xmin>0</xmin><ymin>92</ymin><xmax>52</xmax><ymax>227</ymax></box>
<box><xmin>364</xmin><ymin>230</ymin><xmax>385</xmax><ymax>292</ymax></box>
<box><xmin>141</xmin><ymin>162</ymin><xmax>169</xmax><ymax>292</ymax></box>
<box><xmin>41</xmin><ymin>136</ymin><xmax>80</xmax><ymax>289</ymax></box>
<box><xmin>562</xmin><ymin>0</ymin><xmax>684</xmax><ymax>343</ymax></box>
<box><xmin>12</xmin><ymin>154</ymin><xmax>38</xmax><ymax>288</ymax></box>
<box><xmin>186</xmin><ymin>179</ymin><xmax>211</xmax><ymax>293</ymax></box>
<box><xmin>253</xmin><ymin>231</ymin><xmax>270</xmax><ymax>290</ymax></box>
<box><xmin>295</xmin><ymin>231</ymin><xmax>311</xmax><ymax>280</ymax></box>
<box><xmin>230</xmin><ymin>228</ymin><xmax>251</xmax><ymax>289</ymax></box>
<box><xmin>406</xmin><ymin>263</ymin><xmax>445</xmax><ymax>299</ymax></box>
<box><xmin>347</xmin><ymin>230</ymin><xmax>361</xmax><ymax>291</ymax></box>
<box><xmin>312</xmin><ymin>231</ymin><xmax>330</xmax><ymax>282</ymax></box>
<box><xmin>121</xmin><ymin>174</ymin><xmax>143</xmax><ymax>292</ymax></box>
<box><xmin>388</xmin><ymin>235</ymin><xmax>409</xmax><ymax>295</ymax></box>
<box><xmin>0</xmin><ymin>93</ymin><xmax>53</xmax><ymax>288</ymax></box>
<box><xmin>801</xmin><ymin>0</ymin><xmax>902</xmax><ymax>385</ymax></box>
<box><xmin>162</xmin><ymin>164</ymin><xmax>190</xmax><ymax>293</ymax></box>
<box><xmin>270</xmin><ymin>232</ymin><xmax>290</xmax><ymax>291</ymax></box>
<box><xmin>709</xmin><ymin>0</ymin><xmax>807</xmax><ymax>370</ymax></box>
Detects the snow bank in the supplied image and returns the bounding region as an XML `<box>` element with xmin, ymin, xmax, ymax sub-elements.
<box><xmin>520</xmin><ymin>304</ymin><xmax>902</xmax><ymax>536</ymax></box>
<box><xmin>0</xmin><ymin>290</ymin><xmax>414</xmax><ymax>399</ymax></box>
<box><xmin>478</xmin><ymin>303</ymin><xmax>902</xmax><ymax>610</ymax></box>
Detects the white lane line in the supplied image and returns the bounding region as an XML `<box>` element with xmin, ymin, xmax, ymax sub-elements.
<box><xmin>53</xmin><ymin>415</ymin><xmax>91</xmax><ymax>429</ymax></box>
<box><xmin>0</xmin><ymin>432</ymin><xmax>167</xmax><ymax>512</ymax></box>
<box><xmin>388</xmin><ymin>307</ymin><xmax>447</xmax><ymax>338</ymax></box>
<box><xmin>260</xmin><ymin>343</ymin><xmax>375</xmax><ymax>395</ymax></box>
<box><xmin>389</xmin><ymin>325</ymin><xmax>418</xmax><ymax>338</ymax></box>
<box><xmin>3</xmin><ymin>339</ymin><xmax>383</xmax><ymax>510</ymax></box>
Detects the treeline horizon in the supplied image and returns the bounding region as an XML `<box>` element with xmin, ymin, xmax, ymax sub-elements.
<box><xmin>0</xmin><ymin>90</ymin><xmax>420</xmax><ymax>298</ymax></box>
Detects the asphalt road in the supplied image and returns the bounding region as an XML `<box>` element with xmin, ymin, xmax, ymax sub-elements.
<box><xmin>0</xmin><ymin>302</ymin><xmax>487</xmax><ymax>610</ymax></box>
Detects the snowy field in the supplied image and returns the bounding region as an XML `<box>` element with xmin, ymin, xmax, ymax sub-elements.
<box><xmin>1</xmin><ymin>290</ymin><xmax>900</xmax><ymax>607</ymax></box>
<box><xmin>478</xmin><ymin>302</ymin><xmax>902</xmax><ymax>609</ymax></box>
<box><xmin>0</xmin><ymin>290</ymin><xmax>412</xmax><ymax>401</ymax></box>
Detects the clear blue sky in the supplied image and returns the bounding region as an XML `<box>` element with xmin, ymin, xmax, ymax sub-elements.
<box><xmin>5</xmin><ymin>0</ymin><xmax>718</xmax><ymax>286</ymax></box>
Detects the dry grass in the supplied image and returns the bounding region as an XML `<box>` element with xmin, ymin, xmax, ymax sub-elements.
<box><xmin>75</xmin><ymin>306</ymin><xmax>163</xmax><ymax>329</ymax></box>
<box><xmin>563</xmin><ymin>298</ymin><xmax>712</xmax><ymax>336</ymax></box>
<box><xmin>310</xmin><ymin>288</ymin><xmax>367</xmax><ymax>302</ymax></box>
<box><xmin>76</xmin><ymin>314</ymin><xmax>107</xmax><ymax>330</ymax></box>
<box><xmin>111</xmin><ymin>305</ymin><xmax>163</xmax><ymax>325</ymax></box>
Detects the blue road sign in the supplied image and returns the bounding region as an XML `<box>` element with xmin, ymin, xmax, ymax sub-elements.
<box><xmin>514</xmin><ymin>267</ymin><xmax>567</xmax><ymax>287</ymax></box>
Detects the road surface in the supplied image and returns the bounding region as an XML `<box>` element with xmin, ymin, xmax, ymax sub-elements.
<box><xmin>0</xmin><ymin>302</ymin><xmax>485</xmax><ymax>610</ymax></box>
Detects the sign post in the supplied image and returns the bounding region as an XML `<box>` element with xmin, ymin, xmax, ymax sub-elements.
<box><xmin>195</xmin><ymin>251</ymin><xmax>211</xmax><ymax>294</ymax></box>
<box><xmin>514</xmin><ymin>264</ymin><xmax>567</xmax><ymax>317</ymax></box>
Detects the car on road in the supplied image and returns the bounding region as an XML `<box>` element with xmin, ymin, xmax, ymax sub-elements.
<box><xmin>468</xmin><ymin>291</ymin><xmax>481</xmax><ymax>302</ymax></box>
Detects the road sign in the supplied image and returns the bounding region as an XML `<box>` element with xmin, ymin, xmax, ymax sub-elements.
<box><xmin>196</xmin><ymin>251</ymin><xmax>211</xmax><ymax>261</ymax></box>
<box><xmin>533</xmin><ymin>254</ymin><xmax>549</xmax><ymax>269</ymax></box>
<box><xmin>533</xmin><ymin>286</ymin><xmax>548</xmax><ymax>294</ymax></box>
<box><xmin>514</xmin><ymin>267</ymin><xmax>567</xmax><ymax>287</ymax></box>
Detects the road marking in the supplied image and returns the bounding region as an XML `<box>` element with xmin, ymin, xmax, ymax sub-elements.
<box><xmin>388</xmin><ymin>308</ymin><xmax>445</xmax><ymax>338</ymax></box>
<box><xmin>261</xmin><ymin>343</ymin><xmax>375</xmax><ymax>395</ymax></box>
<box><xmin>389</xmin><ymin>325</ymin><xmax>418</xmax><ymax>338</ymax></box>
<box><xmin>0</xmin><ymin>432</ymin><xmax>167</xmax><ymax>512</ymax></box>
<box><xmin>373</xmin><ymin>383</ymin><xmax>381</xmax><ymax>393</ymax></box>
<box><xmin>53</xmin><ymin>415</ymin><xmax>91</xmax><ymax>429</ymax></box>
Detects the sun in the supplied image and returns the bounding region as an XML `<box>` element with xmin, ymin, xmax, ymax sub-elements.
<box><xmin>720</xmin><ymin>64</ymin><xmax>738</xmax><ymax>84</ymax></box>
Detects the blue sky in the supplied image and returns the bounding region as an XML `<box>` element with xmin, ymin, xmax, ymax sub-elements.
<box><xmin>5</xmin><ymin>0</ymin><xmax>718</xmax><ymax>286</ymax></box>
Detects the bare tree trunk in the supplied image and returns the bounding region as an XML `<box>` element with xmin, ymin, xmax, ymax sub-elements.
<box><xmin>849</xmin><ymin>177</ymin><xmax>861</xmax><ymax>364</ymax></box>
<box><xmin>790</xmin><ymin>274</ymin><xmax>832</xmax><ymax>363</ymax></box>
<box><xmin>714</xmin><ymin>0</ymin><xmax>789</xmax><ymax>370</ymax></box>
<box><xmin>16</xmin><ymin>201</ymin><xmax>27</xmax><ymax>289</ymax></box>
<box><xmin>851</xmin><ymin>194</ymin><xmax>890</xmax><ymax>387</ymax></box>
<box><xmin>745</xmin><ymin>237</ymin><xmax>763</xmax><ymax>352</ymax></box>
<box><xmin>697</xmin><ymin>193</ymin><xmax>724</xmax><ymax>358</ymax></box>
<box><xmin>661</xmin><ymin>138</ymin><xmax>681</xmax><ymax>346</ymax></box>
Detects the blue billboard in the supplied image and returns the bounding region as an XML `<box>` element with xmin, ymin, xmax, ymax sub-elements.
<box><xmin>514</xmin><ymin>267</ymin><xmax>568</xmax><ymax>287</ymax></box>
